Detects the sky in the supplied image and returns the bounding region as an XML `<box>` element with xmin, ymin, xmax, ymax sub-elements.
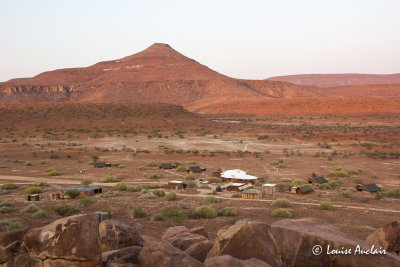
<box><xmin>1</xmin><ymin>0</ymin><xmax>399</xmax><ymax>82</ymax></box>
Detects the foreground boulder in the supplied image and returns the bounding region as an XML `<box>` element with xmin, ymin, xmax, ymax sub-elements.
<box><xmin>161</xmin><ymin>226</ymin><xmax>207</xmax><ymax>251</ymax></box>
<box><xmin>99</xmin><ymin>220</ymin><xmax>144</xmax><ymax>252</ymax></box>
<box><xmin>137</xmin><ymin>240</ymin><xmax>202</xmax><ymax>267</ymax></box>
<box><xmin>204</xmin><ymin>255</ymin><xmax>271</xmax><ymax>267</ymax></box>
<box><xmin>208</xmin><ymin>218</ymin><xmax>400</xmax><ymax>267</ymax></box>
<box><xmin>367</xmin><ymin>219</ymin><xmax>400</xmax><ymax>255</ymax></box>
<box><xmin>101</xmin><ymin>246</ymin><xmax>141</xmax><ymax>266</ymax></box>
<box><xmin>184</xmin><ymin>240</ymin><xmax>214</xmax><ymax>262</ymax></box>
<box><xmin>0</xmin><ymin>213</ymin><xmax>102</xmax><ymax>266</ymax></box>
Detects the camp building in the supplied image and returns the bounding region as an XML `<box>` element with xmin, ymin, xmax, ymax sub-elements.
<box><xmin>220</xmin><ymin>169</ymin><xmax>258</xmax><ymax>184</ymax></box>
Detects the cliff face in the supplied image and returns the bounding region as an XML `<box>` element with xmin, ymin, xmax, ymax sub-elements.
<box><xmin>0</xmin><ymin>85</ymin><xmax>71</xmax><ymax>102</ymax></box>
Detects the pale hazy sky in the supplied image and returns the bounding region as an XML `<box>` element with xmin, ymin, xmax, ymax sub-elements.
<box><xmin>1</xmin><ymin>0</ymin><xmax>399</xmax><ymax>82</ymax></box>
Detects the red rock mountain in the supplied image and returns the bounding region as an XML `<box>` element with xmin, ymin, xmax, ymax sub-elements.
<box><xmin>1</xmin><ymin>43</ymin><xmax>399</xmax><ymax>115</ymax></box>
<box><xmin>267</xmin><ymin>73</ymin><xmax>400</xmax><ymax>87</ymax></box>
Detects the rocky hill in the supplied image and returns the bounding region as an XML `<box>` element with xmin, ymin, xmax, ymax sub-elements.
<box><xmin>0</xmin><ymin>213</ymin><xmax>399</xmax><ymax>266</ymax></box>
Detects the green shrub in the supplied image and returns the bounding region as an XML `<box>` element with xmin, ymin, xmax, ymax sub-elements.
<box><xmin>88</xmin><ymin>161</ymin><xmax>95</xmax><ymax>165</ymax></box>
<box><xmin>21</xmin><ymin>204</ymin><xmax>40</xmax><ymax>213</ymax></box>
<box><xmin>386</xmin><ymin>188</ymin><xmax>400</xmax><ymax>198</ymax></box>
<box><xmin>118</xmin><ymin>164</ymin><xmax>125</xmax><ymax>169</ymax></box>
<box><xmin>152</xmin><ymin>189</ymin><xmax>165</xmax><ymax>197</ymax></box>
<box><xmin>80</xmin><ymin>198</ymin><xmax>96</xmax><ymax>205</ymax></box>
<box><xmin>25</xmin><ymin>186</ymin><xmax>41</xmax><ymax>194</ymax></box>
<box><xmin>32</xmin><ymin>209</ymin><xmax>47</xmax><ymax>218</ymax></box>
<box><xmin>217</xmin><ymin>207</ymin><xmax>236</xmax><ymax>217</ymax></box>
<box><xmin>66</xmin><ymin>190</ymin><xmax>80</xmax><ymax>199</ymax></box>
<box><xmin>271</xmin><ymin>198</ymin><xmax>291</xmax><ymax>208</ymax></box>
<box><xmin>176</xmin><ymin>166</ymin><xmax>187</xmax><ymax>172</ymax></box>
<box><xmin>165</xmin><ymin>192</ymin><xmax>177</xmax><ymax>201</ymax></box>
<box><xmin>138</xmin><ymin>166</ymin><xmax>145</xmax><ymax>171</ymax></box>
<box><xmin>187</xmin><ymin>181</ymin><xmax>197</xmax><ymax>188</ymax></box>
<box><xmin>271</xmin><ymin>208</ymin><xmax>291</xmax><ymax>218</ymax></box>
<box><xmin>24</xmin><ymin>161</ymin><xmax>32</xmax><ymax>166</ymax></box>
<box><xmin>148</xmin><ymin>173</ymin><xmax>160</xmax><ymax>179</ymax></box>
<box><xmin>101</xmin><ymin>175</ymin><xmax>119</xmax><ymax>183</ymax></box>
<box><xmin>0</xmin><ymin>207</ymin><xmax>11</xmax><ymax>213</ymax></box>
<box><xmin>185</xmin><ymin>174</ymin><xmax>195</xmax><ymax>180</ymax></box>
<box><xmin>91</xmin><ymin>155</ymin><xmax>99</xmax><ymax>160</ymax></box>
<box><xmin>153</xmin><ymin>214</ymin><xmax>165</xmax><ymax>221</ymax></box>
<box><xmin>113</xmin><ymin>183</ymin><xmax>128</xmax><ymax>191</ymax></box>
<box><xmin>0</xmin><ymin>201</ymin><xmax>11</xmax><ymax>207</ymax></box>
<box><xmin>40</xmin><ymin>160</ymin><xmax>46</xmax><ymax>164</ymax></box>
<box><xmin>339</xmin><ymin>189</ymin><xmax>353</xmax><ymax>198</ymax></box>
<box><xmin>145</xmin><ymin>161</ymin><xmax>157</xmax><ymax>167</ymax></box>
<box><xmin>204</xmin><ymin>195</ymin><xmax>218</xmax><ymax>203</ymax></box>
<box><xmin>206</xmin><ymin>177</ymin><xmax>222</xmax><ymax>184</ymax></box>
<box><xmin>1</xmin><ymin>183</ymin><xmax>18</xmax><ymax>190</ymax></box>
<box><xmin>162</xmin><ymin>206</ymin><xmax>187</xmax><ymax>221</ymax></box>
<box><xmin>0</xmin><ymin>221</ymin><xmax>23</xmax><ymax>232</ymax></box>
<box><xmin>53</xmin><ymin>205</ymin><xmax>79</xmax><ymax>217</ymax></box>
<box><xmin>33</xmin><ymin>181</ymin><xmax>48</xmax><ymax>187</ymax></box>
<box><xmin>193</xmin><ymin>205</ymin><xmax>217</xmax><ymax>219</ymax></box>
<box><xmin>81</xmin><ymin>179</ymin><xmax>93</xmax><ymax>185</ymax></box>
<box><xmin>46</xmin><ymin>169</ymin><xmax>59</xmax><ymax>176</ymax></box>
<box><xmin>336</xmin><ymin>170</ymin><xmax>349</xmax><ymax>177</ymax></box>
<box><xmin>319</xmin><ymin>201</ymin><xmax>333</xmax><ymax>210</ymax></box>
<box><xmin>130</xmin><ymin>205</ymin><xmax>146</xmax><ymax>219</ymax></box>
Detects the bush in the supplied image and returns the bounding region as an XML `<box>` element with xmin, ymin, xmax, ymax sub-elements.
<box><xmin>81</xmin><ymin>179</ymin><xmax>93</xmax><ymax>185</ymax></box>
<box><xmin>0</xmin><ymin>183</ymin><xmax>18</xmax><ymax>190</ymax></box>
<box><xmin>0</xmin><ymin>201</ymin><xmax>11</xmax><ymax>207</ymax></box>
<box><xmin>386</xmin><ymin>188</ymin><xmax>400</xmax><ymax>198</ymax></box>
<box><xmin>101</xmin><ymin>175</ymin><xmax>119</xmax><ymax>183</ymax></box>
<box><xmin>176</xmin><ymin>166</ymin><xmax>187</xmax><ymax>172</ymax></box>
<box><xmin>33</xmin><ymin>181</ymin><xmax>48</xmax><ymax>187</ymax></box>
<box><xmin>271</xmin><ymin>198</ymin><xmax>291</xmax><ymax>208</ymax></box>
<box><xmin>25</xmin><ymin>186</ymin><xmax>41</xmax><ymax>194</ymax></box>
<box><xmin>24</xmin><ymin>161</ymin><xmax>32</xmax><ymax>166</ymax></box>
<box><xmin>153</xmin><ymin>214</ymin><xmax>165</xmax><ymax>221</ymax></box>
<box><xmin>319</xmin><ymin>201</ymin><xmax>333</xmax><ymax>210</ymax></box>
<box><xmin>113</xmin><ymin>183</ymin><xmax>128</xmax><ymax>191</ymax></box>
<box><xmin>0</xmin><ymin>221</ymin><xmax>23</xmax><ymax>232</ymax></box>
<box><xmin>145</xmin><ymin>161</ymin><xmax>157</xmax><ymax>167</ymax></box>
<box><xmin>148</xmin><ymin>173</ymin><xmax>160</xmax><ymax>179</ymax></box>
<box><xmin>152</xmin><ymin>189</ymin><xmax>165</xmax><ymax>197</ymax></box>
<box><xmin>66</xmin><ymin>190</ymin><xmax>81</xmax><ymax>199</ymax></box>
<box><xmin>46</xmin><ymin>169</ymin><xmax>59</xmax><ymax>176</ymax></box>
<box><xmin>339</xmin><ymin>189</ymin><xmax>353</xmax><ymax>198</ymax></box>
<box><xmin>165</xmin><ymin>192</ymin><xmax>177</xmax><ymax>201</ymax></box>
<box><xmin>206</xmin><ymin>177</ymin><xmax>222</xmax><ymax>184</ymax></box>
<box><xmin>0</xmin><ymin>207</ymin><xmax>11</xmax><ymax>213</ymax></box>
<box><xmin>32</xmin><ymin>209</ymin><xmax>47</xmax><ymax>218</ymax></box>
<box><xmin>217</xmin><ymin>207</ymin><xmax>236</xmax><ymax>217</ymax></box>
<box><xmin>80</xmin><ymin>198</ymin><xmax>96</xmax><ymax>205</ymax></box>
<box><xmin>292</xmin><ymin>179</ymin><xmax>308</xmax><ymax>185</ymax></box>
<box><xmin>130</xmin><ymin>205</ymin><xmax>146</xmax><ymax>219</ymax></box>
<box><xmin>162</xmin><ymin>206</ymin><xmax>187</xmax><ymax>221</ymax></box>
<box><xmin>185</xmin><ymin>174</ymin><xmax>195</xmax><ymax>180</ymax></box>
<box><xmin>21</xmin><ymin>204</ymin><xmax>40</xmax><ymax>213</ymax></box>
<box><xmin>138</xmin><ymin>166</ymin><xmax>145</xmax><ymax>171</ymax></box>
<box><xmin>40</xmin><ymin>160</ymin><xmax>46</xmax><ymax>164</ymax></box>
<box><xmin>204</xmin><ymin>195</ymin><xmax>218</xmax><ymax>203</ymax></box>
<box><xmin>53</xmin><ymin>205</ymin><xmax>79</xmax><ymax>217</ymax></box>
<box><xmin>193</xmin><ymin>205</ymin><xmax>217</xmax><ymax>219</ymax></box>
<box><xmin>271</xmin><ymin>208</ymin><xmax>291</xmax><ymax>218</ymax></box>
<box><xmin>187</xmin><ymin>181</ymin><xmax>197</xmax><ymax>188</ymax></box>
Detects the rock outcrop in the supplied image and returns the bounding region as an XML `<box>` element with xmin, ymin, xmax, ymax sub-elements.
<box><xmin>184</xmin><ymin>240</ymin><xmax>214</xmax><ymax>262</ymax></box>
<box><xmin>204</xmin><ymin>255</ymin><xmax>271</xmax><ymax>267</ymax></box>
<box><xmin>161</xmin><ymin>226</ymin><xmax>208</xmax><ymax>251</ymax></box>
<box><xmin>208</xmin><ymin>218</ymin><xmax>400</xmax><ymax>267</ymax></box>
<box><xmin>367</xmin><ymin>219</ymin><xmax>400</xmax><ymax>255</ymax></box>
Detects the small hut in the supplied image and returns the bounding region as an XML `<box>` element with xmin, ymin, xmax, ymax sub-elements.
<box><xmin>310</xmin><ymin>176</ymin><xmax>328</xmax><ymax>184</ymax></box>
<box><xmin>291</xmin><ymin>185</ymin><xmax>312</xmax><ymax>195</ymax></box>
<box><xmin>188</xmin><ymin>166</ymin><xmax>203</xmax><ymax>173</ymax></box>
<box><xmin>49</xmin><ymin>192</ymin><xmax>60</xmax><ymax>200</ymax></box>
<box><xmin>159</xmin><ymin>163</ymin><xmax>175</xmax><ymax>169</ymax></box>
<box><xmin>167</xmin><ymin>180</ymin><xmax>187</xmax><ymax>190</ymax></box>
<box><xmin>27</xmin><ymin>194</ymin><xmax>40</xmax><ymax>201</ymax></box>
<box><xmin>95</xmin><ymin>162</ymin><xmax>111</xmax><ymax>168</ymax></box>
<box><xmin>242</xmin><ymin>189</ymin><xmax>262</xmax><ymax>199</ymax></box>
<box><xmin>227</xmin><ymin>183</ymin><xmax>246</xmax><ymax>192</ymax></box>
<box><xmin>356</xmin><ymin>183</ymin><xmax>381</xmax><ymax>193</ymax></box>
<box><xmin>262</xmin><ymin>184</ymin><xmax>277</xmax><ymax>196</ymax></box>
<box><xmin>59</xmin><ymin>185</ymin><xmax>103</xmax><ymax>198</ymax></box>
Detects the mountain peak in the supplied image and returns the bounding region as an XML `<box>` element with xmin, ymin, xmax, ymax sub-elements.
<box><xmin>140</xmin><ymin>43</ymin><xmax>177</xmax><ymax>54</ymax></box>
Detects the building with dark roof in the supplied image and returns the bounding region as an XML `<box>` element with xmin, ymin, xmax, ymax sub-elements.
<box><xmin>364</xmin><ymin>183</ymin><xmax>381</xmax><ymax>192</ymax></box>
<box><xmin>311</xmin><ymin>176</ymin><xmax>328</xmax><ymax>184</ymax></box>
<box><xmin>188</xmin><ymin>166</ymin><xmax>202</xmax><ymax>173</ymax></box>
<box><xmin>159</xmin><ymin>163</ymin><xmax>175</xmax><ymax>169</ymax></box>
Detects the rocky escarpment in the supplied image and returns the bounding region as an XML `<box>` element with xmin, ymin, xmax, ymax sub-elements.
<box><xmin>0</xmin><ymin>214</ymin><xmax>399</xmax><ymax>267</ymax></box>
<box><xmin>0</xmin><ymin>85</ymin><xmax>71</xmax><ymax>103</ymax></box>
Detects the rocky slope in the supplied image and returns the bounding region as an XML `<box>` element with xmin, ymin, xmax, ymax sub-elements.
<box><xmin>0</xmin><ymin>213</ymin><xmax>399</xmax><ymax>266</ymax></box>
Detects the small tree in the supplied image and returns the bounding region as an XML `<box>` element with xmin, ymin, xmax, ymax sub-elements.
<box><xmin>66</xmin><ymin>190</ymin><xmax>80</xmax><ymax>199</ymax></box>
<box><xmin>81</xmin><ymin>179</ymin><xmax>93</xmax><ymax>185</ymax></box>
<box><xmin>130</xmin><ymin>206</ymin><xmax>146</xmax><ymax>219</ymax></box>
<box><xmin>165</xmin><ymin>192</ymin><xmax>177</xmax><ymax>201</ymax></box>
